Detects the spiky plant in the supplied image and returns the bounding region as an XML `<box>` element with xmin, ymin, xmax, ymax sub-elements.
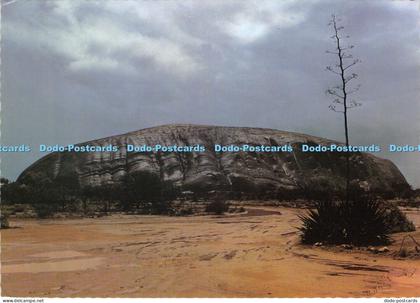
<box><xmin>299</xmin><ymin>200</ymin><xmax>345</xmax><ymax>244</ymax></box>
<box><xmin>299</xmin><ymin>195</ymin><xmax>391</xmax><ymax>246</ymax></box>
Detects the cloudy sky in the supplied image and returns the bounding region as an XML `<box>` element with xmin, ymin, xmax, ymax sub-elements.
<box><xmin>1</xmin><ymin>0</ymin><xmax>419</xmax><ymax>187</ymax></box>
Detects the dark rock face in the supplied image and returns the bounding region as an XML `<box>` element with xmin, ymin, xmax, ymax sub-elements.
<box><xmin>18</xmin><ymin>124</ymin><xmax>409</xmax><ymax>196</ymax></box>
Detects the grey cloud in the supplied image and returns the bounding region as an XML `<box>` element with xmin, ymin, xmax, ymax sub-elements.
<box><xmin>1</xmin><ymin>0</ymin><xmax>419</xmax><ymax>187</ymax></box>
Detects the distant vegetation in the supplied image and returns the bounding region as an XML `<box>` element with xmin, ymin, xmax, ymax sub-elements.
<box><xmin>1</xmin><ymin>171</ymin><xmax>232</xmax><ymax>218</ymax></box>
<box><xmin>1</xmin><ymin>171</ymin><xmax>234</xmax><ymax>218</ymax></box>
<box><xmin>1</xmin><ymin>213</ymin><xmax>10</xmax><ymax>229</ymax></box>
<box><xmin>0</xmin><ymin>173</ymin><xmax>417</xmax><ymax>220</ymax></box>
<box><xmin>0</xmin><ymin>172</ymin><xmax>177</xmax><ymax>218</ymax></box>
<box><xmin>205</xmin><ymin>198</ymin><xmax>230</xmax><ymax>215</ymax></box>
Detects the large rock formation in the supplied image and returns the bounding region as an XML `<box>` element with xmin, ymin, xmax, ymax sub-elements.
<box><xmin>18</xmin><ymin>124</ymin><xmax>409</xmax><ymax>197</ymax></box>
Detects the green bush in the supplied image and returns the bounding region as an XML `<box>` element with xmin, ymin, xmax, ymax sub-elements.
<box><xmin>34</xmin><ymin>204</ymin><xmax>57</xmax><ymax>219</ymax></box>
<box><xmin>1</xmin><ymin>213</ymin><xmax>9</xmax><ymax>229</ymax></box>
<box><xmin>205</xmin><ymin>198</ymin><xmax>229</xmax><ymax>215</ymax></box>
<box><xmin>179</xmin><ymin>207</ymin><xmax>194</xmax><ymax>216</ymax></box>
<box><xmin>299</xmin><ymin>196</ymin><xmax>393</xmax><ymax>246</ymax></box>
<box><xmin>149</xmin><ymin>200</ymin><xmax>172</xmax><ymax>215</ymax></box>
<box><xmin>382</xmin><ymin>203</ymin><xmax>415</xmax><ymax>232</ymax></box>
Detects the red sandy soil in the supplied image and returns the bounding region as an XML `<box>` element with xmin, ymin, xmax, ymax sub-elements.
<box><xmin>1</xmin><ymin>206</ymin><xmax>420</xmax><ymax>297</ymax></box>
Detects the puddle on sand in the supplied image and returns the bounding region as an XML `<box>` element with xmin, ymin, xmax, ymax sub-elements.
<box><xmin>30</xmin><ymin>250</ymin><xmax>88</xmax><ymax>259</ymax></box>
<box><xmin>2</xmin><ymin>257</ymin><xmax>104</xmax><ymax>273</ymax></box>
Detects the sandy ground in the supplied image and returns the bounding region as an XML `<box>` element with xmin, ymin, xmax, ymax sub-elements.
<box><xmin>1</xmin><ymin>206</ymin><xmax>420</xmax><ymax>298</ymax></box>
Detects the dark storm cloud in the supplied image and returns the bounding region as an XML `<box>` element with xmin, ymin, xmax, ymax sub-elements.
<box><xmin>1</xmin><ymin>0</ymin><xmax>419</xmax><ymax>187</ymax></box>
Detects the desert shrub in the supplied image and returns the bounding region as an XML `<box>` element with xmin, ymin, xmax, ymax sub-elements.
<box><xmin>1</xmin><ymin>213</ymin><xmax>9</xmax><ymax>229</ymax></box>
<box><xmin>299</xmin><ymin>195</ymin><xmax>394</xmax><ymax>246</ymax></box>
<box><xmin>149</xmin><ymin>200</ymin><xmax>172</xmax><ymax>215</ymax></box>
<box><xmin>381</xmin><ymin>203</ymin><xmax>415</xmax><ymax>232</ymax></box>
<box><xmin>34</xmin><ymin>203</ymin><xmax>57</xmax><ymax>219</ymax></box>
<box><xmin>182</xmin><ymin>207</ymin><xmax>194</xmax><ymax>215</ymax></box>
<box><xmin>122</xmin><ymin>171</ymin><xmax>163</xmax><ymax>211</ymax></box>
<box><xmin>177</xmin><ymin>207</ymin><xmax>194</xmax><ymax>216</ymax></box>
<box><xmin>205</xmin><ymin>198</ymin><xmax>229</xmax><ymax>215</ymax></box>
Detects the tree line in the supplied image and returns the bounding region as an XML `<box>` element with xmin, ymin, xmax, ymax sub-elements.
<box><xmin>1</xmin><ymin>171</ymin><xmax>178</xmax><ymax>218</ymax></box>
